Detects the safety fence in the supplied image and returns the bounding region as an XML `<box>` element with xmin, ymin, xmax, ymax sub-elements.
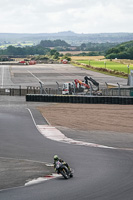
<box><xmin>0</xmin><ymin>86</ymin><xmax>39</xmax><ymax>96</ymax></box>
<box><xmin>0</xmin><ymin>86</ymin><xmax>61</xmax><ymax>96</ymax></box>
<box><xmin>0</xmin><ymin>85</ymin><xmax>133</xmax><ymax>97</ymax></box>
<box><xmin>26</xmin><ymin>94</ymin><xmax>133</xmax><ymax>105</ymax></box>
<box><xmin>0</xmin><ymin>62</ymin><xmax>25</xmax><ymax>65</ymax></box>
<box><xmin>102</xmin><ymin>88</ymin><xmax>133</xmax><ymax>96</ymax></box>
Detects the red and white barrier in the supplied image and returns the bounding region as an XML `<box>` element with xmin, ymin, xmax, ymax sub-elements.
<box><xmin>37</xmin><ymin>125</ymin><xmax>116</xmax><ymax>149</ymax></box>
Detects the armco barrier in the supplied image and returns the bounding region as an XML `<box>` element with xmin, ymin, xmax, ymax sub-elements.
<box><xmin>26</xmin><ymin>94</ymin><xmax>133</xmax><ymax>105</ymax></box>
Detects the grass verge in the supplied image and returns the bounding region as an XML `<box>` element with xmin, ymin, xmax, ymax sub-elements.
<box><xmin>71</xmin><ymin>61</ymin><xmax>128</xmax><ymax>79</ymax></box>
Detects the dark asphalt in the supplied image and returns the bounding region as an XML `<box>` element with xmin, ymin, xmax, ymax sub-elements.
<box><xmin>0</xmin><ymin>103</ymin><xmax>54</xmax><ymax>190</ymax></box>
<box><xmin>9</xmin><ymin>64</ymin><xmax>127</xmax><ymax>88</ymax></box>
<box><xmin>0</xmin><ymin>157</ymin><xmax>53</xmax><ymax>190</ymax></box>
<box><xmin>0</xmin><ymin>97</ymin><xmax>133</xmax><ymax>199</ymax></box>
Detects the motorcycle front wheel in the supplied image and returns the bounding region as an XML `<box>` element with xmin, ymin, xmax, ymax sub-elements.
<box><xmin>60</xmin><ymin>167</ymin><xmax>69</xmax><ymax>179</ymax></box>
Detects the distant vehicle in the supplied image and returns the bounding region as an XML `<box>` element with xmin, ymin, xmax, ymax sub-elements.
<box><xmin>19</xmin><ymin>60</ymin><xmax>36</xmax><ymax>65</ymax></box>
<box><xmin>19</xmin><ymin>61</ymin><xmax>26</xmax><ymax>64</ymax></box>
<box><xmin>62</xmin><ymin>82</ymin><xmax>74</xmax><ymax>95</ymax></box>
<box><xmin>61</xmin><ymin>59</ymin><xmax>68</xmax><ymax>64</ymax></box>
<box><xmin>62</xmin><ymin>76</ymin><xmax>100</xmax><ymax>95</ymax></box>
<box><xmin>29</xmin><ymin>60</ymin><xmax>36</xmax><ymax>65</ymax></box>
<box><xmin>62</xmin><ymin>78</ymin><xmax>90</xmax><ymax>95</ymax></box>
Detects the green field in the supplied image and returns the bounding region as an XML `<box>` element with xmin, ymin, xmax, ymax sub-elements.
<box><xmin>77</xmin><ymin>60</ymin><xmax>133</xmax><ymax>74</ymax></box>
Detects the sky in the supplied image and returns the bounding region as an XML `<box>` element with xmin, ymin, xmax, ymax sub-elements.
<box><xmin>0</xmin><ymin>0</ymin><xmax>133</xmax><ymax>34</ymax></box>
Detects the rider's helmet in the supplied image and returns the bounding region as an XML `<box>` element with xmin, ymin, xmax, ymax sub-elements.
<box><xmin>54</xmin><ymin>155</ymin><xmax>59</xmax><ymax>161</ymax></box>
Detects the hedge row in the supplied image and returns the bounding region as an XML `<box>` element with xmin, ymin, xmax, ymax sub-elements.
<box><xmin>26</xmin><ymin>94</ymin><xmax>133</xmax><ymax>105</ymax></box>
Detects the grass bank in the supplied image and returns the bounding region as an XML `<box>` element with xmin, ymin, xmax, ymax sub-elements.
<box><xmin>71</xmin><ymin>59</ymin><xmax>133</xmax><ymax>78</ymax></box>
<box><xmin>76</xmin><ymin>60</ymin><xmax>133</xmax><ymax>74</ymax></box>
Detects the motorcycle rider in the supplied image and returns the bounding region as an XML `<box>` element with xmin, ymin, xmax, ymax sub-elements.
<box><xmin>53</xmin><ymin>155</ymin><xmax>71</xmax><ymax>173</ymax></box>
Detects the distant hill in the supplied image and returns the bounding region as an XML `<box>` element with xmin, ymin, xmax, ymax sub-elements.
<box><xmin>0</xmin><ymin>32</ymin><xmax>133</xmax><ymax>45</ymax></box>
<box><xmin>38</xmin><ymin>39</ymin><xmax>71</xmax><ymax>47</ymax></box>
<box><xmin>105</xmin><ymin>40</ymin><xmax>133</xmax><ymax>59</ymax></box>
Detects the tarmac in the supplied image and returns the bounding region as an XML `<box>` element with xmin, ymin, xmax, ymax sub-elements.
<box><xmin>0</xmin><ymin>96</ymin><xmax>54</xmax><ymax>190</ymax></box>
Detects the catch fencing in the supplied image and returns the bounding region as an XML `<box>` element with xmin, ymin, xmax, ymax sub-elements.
<box><xmin>0</xmin><ymin>85</ymin><xmax>61</xmax><ymax>96</ymax></box>
<box><xmin>0</xmin><ymin>85</ymin><xmax>133</xmax><ymax>98</ymax></box>
<box><xmin>102</xmin><ymin>88</ymin><xmax>133</xmax><ymax>96</ymax></box>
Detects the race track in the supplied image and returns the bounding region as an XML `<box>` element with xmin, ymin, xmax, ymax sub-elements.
<box><xmin>0</xmin><ymin>64</ymin><xmax>132</xmax><ymax>199</ymax></box>
<box><xmin>0</xmin><ymin>107</ymin><xmax>133</xmax><ymax>200</ymax></box>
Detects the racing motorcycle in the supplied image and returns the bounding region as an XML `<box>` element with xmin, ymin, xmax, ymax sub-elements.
<box><xmin>55</xmin><ymin>160</ymin><xmax>73</xmax><ymax>179</ymax></box>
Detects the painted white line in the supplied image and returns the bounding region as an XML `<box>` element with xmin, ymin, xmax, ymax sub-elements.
<box><xmin>25</xmin><ymin>177</ymin><xmax>50</xmax><ymax>186</ymax></box>
<box><xmin>26</xmin><ymin>108</ymin><xmax>37</xmax><ymax>127</ymax></box>
<box><xmin>44</xmin><ymin>117</ymin><xmax>51</xmax><ymax>126</ymax></box>
<box><xmin>25</xmin><ymin>174</ymin><xmax>61</xmax><ymax>186</ymax></box>
<box><xmin>27</xmin><ymin>70</ymin><xmax>43</xmax><ymax>83</ymax></box>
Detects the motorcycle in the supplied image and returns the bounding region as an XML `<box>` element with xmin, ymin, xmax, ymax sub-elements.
<box><xmin>55</xmin><ymin>160</ymin><xmax>73</xmax><ymax>179</ymax></box>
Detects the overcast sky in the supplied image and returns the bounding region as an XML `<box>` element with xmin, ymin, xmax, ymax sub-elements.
<box><xmin>0</xmin><ymin>0</ymin><xmax>133</xmax><ymax>33</ymax></box>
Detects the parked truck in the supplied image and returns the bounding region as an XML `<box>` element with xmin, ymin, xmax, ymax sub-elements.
<box><xmin>62</xmin><ymin>76</ymin><xmax>100</xmax><ymax>95</ymax></box>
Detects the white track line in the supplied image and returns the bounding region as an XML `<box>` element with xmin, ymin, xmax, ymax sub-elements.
<box><xmin>25</xmin><ymin>177</ymin><xmax>52</xmax><ymax>186</ymax></box>
<box><xmin>25</xmin><ymin>174</ymin><xmax>61</xmax><ymax>186</ymax></box>
<box><xmin>27</xmin><ymin>70</ymin><xmax>43</xmax><ymax>83</ymax></box>
<box><xmin>27</xmin><ymin>108</ymin><xmax>37</xmax><ymax>127</ymax></box>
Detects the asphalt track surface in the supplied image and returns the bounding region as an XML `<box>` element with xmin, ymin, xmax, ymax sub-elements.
<box><xmin>0</xmin><ymin>64</ymin><xmax>133</xmax><ymax>199</ymax></box>
<box><xmin>8</xmin><ymin>63</ymin><xmax>127</xmax><ymax>88</ymax></box>
<box><xmin>0</xmin><ymin>104</ymin><xmax>133</xmax><ymax>200</ymax></box>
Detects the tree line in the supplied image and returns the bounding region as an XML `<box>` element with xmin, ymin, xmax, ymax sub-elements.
<box><xmin>0</xmin><ymin>45</ymin><xmax>50</xmax><ymax>56</ymax></box>
<box><xmin>0</xmin><ymin>39</ymin><xmax>133</xmax><ymax>60</ymax></box>
<box><xmin>0</xmin><ymin>39</ymin><xmax>119</xmax><ymax>56</ymax></box>
<box><xmin>105</xmin><ymin>41</ymin><xmax>133</xmax><ymax>59</ymax></box>
<box><xmin>39</xmin><ymin>39</ymin><xmax>70</xmax><ymax>47</ymax></box>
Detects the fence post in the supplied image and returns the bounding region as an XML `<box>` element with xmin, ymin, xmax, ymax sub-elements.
<box><xmin>39</xmin><ymin>81</ymin><xmax>47</xmax><ymax>94</ymax></box>
<box><xmin>117</xmin><ymin>83</ymin><xmax>121</xmax><ymax>96</ymax></box>
<box><xmin>88</xmin><ymin>82</ymin><xmax>92</xmax><ymax>96</ymax></box>
<box><xmin>27</xmin><ymin>87</ymin><xmax>29</xmax><ymax>94</ymax></box>
<box><xmin>105</xmin><ymin>82</ymin><xmax>109</xmax><ymax>96</ymax></box>
<box><xmin>73</xmin><ymin>82</ymin><xmax>75</xmax><ymax>95</ymax></box>
<box><xmin>19</xmin><ymin>85</ymin><xmax>21</xmax><ymax>96</ymax></box>
<box><xmin>56</xmin><ymin>81</ymin><xmax>61</xmax><ymax>94</ymax></box>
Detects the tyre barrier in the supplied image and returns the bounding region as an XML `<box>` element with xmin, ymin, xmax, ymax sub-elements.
<box><xmin>26</xmin><ymin>94</ymin><xmax>133</xmax><ymax>105</ymax></box>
